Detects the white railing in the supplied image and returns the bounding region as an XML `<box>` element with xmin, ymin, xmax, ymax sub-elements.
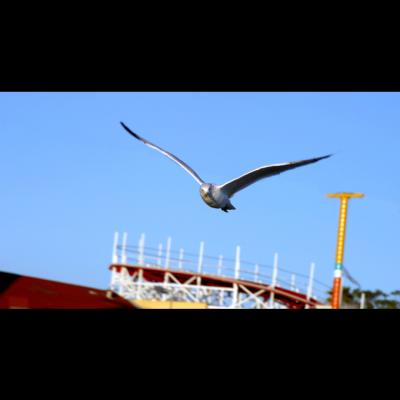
<box><xmin>111</xmin><ymin>232</ymin><xmax>331</xmax><ymax>303</ymax></box>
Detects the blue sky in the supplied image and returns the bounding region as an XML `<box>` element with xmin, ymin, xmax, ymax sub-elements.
<box><xmin>0</xmin><ymin>92</ymin><xmax>399</xmax><ymax>299</ymax></box>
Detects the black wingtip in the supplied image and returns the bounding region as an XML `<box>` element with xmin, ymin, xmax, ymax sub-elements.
<box><xmin>120</xmin><ymin>121</ymin><xmax>141</xmax><ymax>141</ymax></box>
<box><xmin>319</xmin><ymin>154</ymin><xmax>333</xmax><ymax>161</ymax></box>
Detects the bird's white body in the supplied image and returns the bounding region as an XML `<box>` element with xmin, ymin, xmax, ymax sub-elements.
<box><xmin>199</xmin><ymin>183</ymin><xmax>235</xmax><ymax>211</ymax></box>
<box><xmin>120</xmin><ymin>122</ymin><xmax>331</xmax><ymax>213</ymax></box>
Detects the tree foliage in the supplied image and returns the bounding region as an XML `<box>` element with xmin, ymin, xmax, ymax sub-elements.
<box><xmin>326</xmin><ymin>286</ymin><xmax>400</xmax><ymax>309</ymax></box>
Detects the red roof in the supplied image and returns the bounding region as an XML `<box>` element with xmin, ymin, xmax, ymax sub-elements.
<box><xmin>0</xmin><ymin>271</ymin><xmax>135</xmax><ymax>309</ymax></box>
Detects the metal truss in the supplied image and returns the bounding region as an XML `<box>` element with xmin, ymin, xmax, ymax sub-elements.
<box><xmin>108</xmin><ymin>232</ymin><xmax>325</xmax><ymax>309</ymax></box>
<box><xmin>110</xmin><ymin>265</ymin><xmax>292</xmax><ymax>309</ymax></box>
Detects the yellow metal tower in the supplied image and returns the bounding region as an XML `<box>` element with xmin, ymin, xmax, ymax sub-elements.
<box><xmin>327</xmin><ymin>192</ymin><xmax>364</xmax><ymax>309</ymax></box>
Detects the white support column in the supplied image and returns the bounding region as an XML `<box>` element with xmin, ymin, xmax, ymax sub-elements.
<box><xmin>306</xmin><ymin>262</ymin><xmax>315</xmax><ymax>309</ymax></box>
<box><xmin>197</xmin><ymin>241</ymin><xmax>204</xmax><ymax>274</ymax></box>
<box><xmin>269</xmin><ymin>252</ymin><xmax>278</xmax><ymax>309</ymax></box>
<box><xmin>112</xmin><ymin>231</ymin><xmax>119</xmax><ymax>264</ymax></box>
<box><xmin>254</xmin><ymin>263</ymin><xmax>259</xmax><ymax>283</ymax></box>
<box><xmin>137</xmin><ymin>268</ymin><xmax>143</xmax><ymax>299</ymax></box>
<box><xmin>165</xmin><ymin>237</ymin><xmax>171</xmax><ymax>269</ymax></box>
<box><xmin>109</xmin><ymin>266</ymin><xmax>117</xmax><ymax>291</ymax></box>
<box><xmin>119</xmin><ymin>267</ymin><xmax>126</xmax><ymax>296</ymax></box>
<box><xmin>290</xmin><ymin>274</ymin><xmax>296</xmax><ymax>291</ymax></box>
<box><xmin>162</xmin><ymin>272</ymin><xmax>169</xmax><ymax>301</ymax></box>
<box><xmin>272</xmin><ymin>253</ymin><xmax>279</xmax><ymax>286</ymax></box>
<box><xmin>157</xmin><ymin>243</ymin><xmax>163</xmax><ymax>266</ymax></box>
<box><xmin>178</xmin><ymin>248</ymin><xmax>184</xmax><ymax>270</ymax></box>
<box><xmin>235</xmin><ymin>246</ymin><xmax>241</xmax><ymax>280</ymax></box>
<box><xmin>217</xmin><ymin>255</ymin><xmax>223</xmax><ymax>276</ymax></box>
<box><xmin>196</xmin><ymin>275</ymin><xmax>202</xmax><ymax>301</ymax></box>
<box><xmin>219</xmin><ymin>288</ymin><xmax>224</xmax><ymax>307</ymax></box>
<box><xmin>217</xmin><ymin>255</ymin><xmax>224</xmax><ymax>306</ymax></box>
<box><xmin>233</xmin><ymin>283</ymin><xmax>239</xmax><ymax>308</ymax></box>
<box><xmin>121</xmin><ymin>232</ymin><xmax>128</xmax><ymax>264</ymax></box>
<box><xmin>360</xmin><ymin>292</ymin><xmax>366</xmax><ymax>309</ymax></box>
<box><xmin>137</xmin><ymin>233</ymin><xmax>145</xmax><ymax>266</ymax></box>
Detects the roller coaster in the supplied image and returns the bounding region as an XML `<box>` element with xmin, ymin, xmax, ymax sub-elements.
<box><xmin>109</xmin><ymin>232</ymin><xmax>332</xmax><ymax>309</ymax></box>
<box><xmin>0</xmin><ymin>192</ymin><xmax>363</xmax><ymax>309</ymax></box>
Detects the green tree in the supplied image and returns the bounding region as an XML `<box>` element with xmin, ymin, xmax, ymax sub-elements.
<box><xmin>326</xmin><ymin>286</ymin><xmax>400</xmax><ymax>309</ymax></box>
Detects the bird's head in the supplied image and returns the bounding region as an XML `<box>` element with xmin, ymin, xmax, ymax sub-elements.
<box><xmin>200</xmin><ymin>183</ymin><xmax>212</xmax><ymax>195</ymax></box>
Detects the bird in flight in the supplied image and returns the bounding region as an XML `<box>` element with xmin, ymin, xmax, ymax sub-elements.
<box><xmin>120</xmin><ymin>122</ymin><xmax>331</xmax><ymax>212</ymax></box>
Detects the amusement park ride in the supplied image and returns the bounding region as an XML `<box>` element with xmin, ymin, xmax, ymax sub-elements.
<box><xmin>0</xmin><ymin>193</ymin><xmax>364</xmax><ymax>309</ymax></box>
<box><xmin>108</xmin><ymin>192</ymin><xmax>364</xmax><ymax>309</ymax></box>
<box><xmin>326</xmin><ymin>193</ymin><xmax>364</xmax><ymax>309</ymax></box>
<box><xmin>109</xmin><ymin>232</ymin><xmax>324</xmax><ymax>309</ymax></box>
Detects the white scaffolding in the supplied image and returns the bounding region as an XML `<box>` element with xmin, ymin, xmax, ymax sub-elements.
<box><xmin>110</xmin><ymin>231</ymin><xmax>326</xmax><ymax>309</ymax></box>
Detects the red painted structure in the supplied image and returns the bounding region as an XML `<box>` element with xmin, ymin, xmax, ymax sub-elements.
<box><xmin>0</xmin><ymin>271</ymin><xmax>135</xmax><ymax>309</ymax></box>
<box><xmin>110</xmin><ymin>264</ymin><xmax>321</xmax><ymax>309</ymax></box>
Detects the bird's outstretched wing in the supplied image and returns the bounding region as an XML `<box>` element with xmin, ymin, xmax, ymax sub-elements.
<box><xmin>219</xmin><ymin>155</ymin><xmax>332</xmax><ymax>197</ymax></box>
<box><xmin>120</xmin><ymin>122</ymin><xmax>204</xmax><ymax>185</ymax></box>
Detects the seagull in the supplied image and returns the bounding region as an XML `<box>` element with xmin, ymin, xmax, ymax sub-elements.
<box><xmin>121</xmin><ymin>122</ymin><xmax>331</xmax><ymax>212</ymax></box>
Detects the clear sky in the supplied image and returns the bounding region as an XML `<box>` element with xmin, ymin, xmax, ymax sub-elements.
<box><xmin>1</xmin><ymin>92</ymin><xmax>399</xmax><ymax>299</ymax></box>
